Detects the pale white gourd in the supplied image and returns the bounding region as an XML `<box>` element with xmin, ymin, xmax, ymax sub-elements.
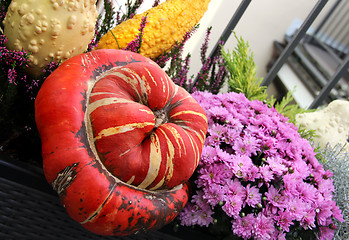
<box><xmin>3</xmin><ymin>0</ymin><xmax>97</xmax><ymax>77</ymax></box>
<box><xmin>296</xmin><ymin>99</ymin><xmax>349</xmax><ymax>151</ymax></box>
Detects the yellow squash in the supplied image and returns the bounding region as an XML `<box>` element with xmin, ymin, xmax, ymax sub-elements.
<box><xmin>95</xmin><ymin>0</ymin><xmax>211</xmax><ymax>59</ymax></box>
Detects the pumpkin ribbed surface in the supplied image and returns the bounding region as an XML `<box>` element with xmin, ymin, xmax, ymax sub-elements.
<box><xmin>35</xmin><ymin>49</ymin><xmax>207</xmax><ymax>236</ymax></box>
<box><xmin>89</xmin><ymin>61</ymin><xmax>207</xmax><ymax>190</ymax></box>
<box><xmin>95</xmin><ymin>0</ymin><xmax>211</xmax><ymax>59</ymax></box>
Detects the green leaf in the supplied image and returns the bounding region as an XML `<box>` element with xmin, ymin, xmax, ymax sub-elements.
<box><xmin>221</xmin><ymin>32</ymin><xmax>316</xmax><ymax>140</ymax></box>
<box><xmin>221</xmin><ymin>32</ymin><xmax>267</xmax><ymax>101</ymax></box>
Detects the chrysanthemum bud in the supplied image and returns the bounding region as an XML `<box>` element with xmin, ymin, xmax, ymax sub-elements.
<box><xmin>329</xmin><ymin>223</ymin><xmax>337</xmax><ymax>230</ymax></box>
<box><xmin>288</xmin><ymin>167</ymin><xmax>294</xmax><ymax>173</ymax></box>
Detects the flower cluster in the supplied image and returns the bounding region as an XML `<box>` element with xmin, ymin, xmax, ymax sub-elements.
<box><xmin>0</xmin><ymin>33</ymin><xmax>59</xmax><ymax>99</ymax></box>
<box><xmin>0</xmin><ymin>34</ymin><xmax>30</xmax><ymax>85</ymax></box>
<box><xmin>1</xmin><ymin>4</ymin><xmax>7</xmax><ymax>23</ymax></box>
<box><xmin>179</xmin><ymin>91</ymin><xmax>344</xmax><ymax>240</ymax></box>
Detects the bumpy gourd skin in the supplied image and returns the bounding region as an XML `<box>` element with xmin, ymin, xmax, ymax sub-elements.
<box><xmin>3</xmin><ymin>0</ymin><xmax>97</xmax><ymax>76</ymax></box>
<box><xmin>296</xmin><ymin>99</ymin><xmax>349</xmax><ymax>152</ymax></box>
<box><xmin>95</xmin><ymin>0</ymin><xmax>211</xmax><ymax>59</ymax></box>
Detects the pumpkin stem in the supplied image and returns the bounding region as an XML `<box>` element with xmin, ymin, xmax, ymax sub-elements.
<box><xmin>153</xmin><ymin>108</ymin><xmax>168</xmax><ymax>128</ymax></box>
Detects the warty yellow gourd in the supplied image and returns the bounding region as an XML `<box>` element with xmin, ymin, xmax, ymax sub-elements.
<box><xmin>95</xmin><ymin>0</ymin><xmax>211</xmax><ymax>59</ymax></box>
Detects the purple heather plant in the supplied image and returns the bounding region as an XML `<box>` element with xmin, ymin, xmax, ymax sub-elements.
<box><xmin>0</xmin><ymin>4</ymin><xmax>7</xmax><ymax>23</ymax></box>
<box><xmin>152</xmin><ymin>0</ymin><xmax>161</xmax><ymax>7</ymax></box>
<box><xmin>0</xmin><ymin>34</ymin><xmax>59</xmax><ymax>99</ymax></box>
<box><xmin>155</xmin><ymin>26</ymin><xmax>227</xmax><ymax>94</ymax></box>
<box><xmin>190</xmin><ymin>27</ymin><xmax>227</xmax><ymax>94</ymax></box>
<box><xmin>92</xmin><ymin>0</ymin><xmax>116</xmax><ymax>48</ymax></box>
<box><xmin>155</xmin><ymin>25</ymin><xmax>198</xmax><ymax>90</ymax></box>
<box><xmin>0</xmin><ymin>34</ymin><xmax>30</xmax><ymax>85</ymax></box>
<box><xmin>319</xmin><ymin>143</ymin><xmax>349</xmax><ymax>240</ymax></box>
<box><xmin>179</xmin><ymin>91</ymin><xmax>344</xmax><ymax>240</ymax></box>
<box><xmin>155</xmin><ymin>25</ymin><xmax>198</xmax><ymax>67</ymax></box>
<box><xmin>124</xmin><ymin>14</ymin><xmax>148</xmax><ymax>53</ymax></box>
<box><xmin>124</xmin><ymin>0</ymin><xmax>144</xmax><ymax>20</ymax></box>
<box><xmin>0</xmin><ymin>32</ymin><xmax>59</xmax><ymax>164</ymax></box>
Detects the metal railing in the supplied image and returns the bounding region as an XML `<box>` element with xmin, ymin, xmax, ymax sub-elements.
<box><xmin>207</xmin><ymin>0</ymin><xmax>349</xmax><ymax>109</ymax></box>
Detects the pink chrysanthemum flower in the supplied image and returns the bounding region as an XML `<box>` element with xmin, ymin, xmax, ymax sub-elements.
<box><xmin>265</xmin><ymin>185</ymin><xmax>286</xmax><ymax>209</ymax></box>
<box><xmin>275</xmin><ymin>209</ymin><xmax>294</xmax><ymax>232</ymax></box>
<box><xmin>222</xmin><ymin>195</ymin><xmax>244</xmax><ymax>218</ymax></box>
<box><xmin>244</xmin><ymin>184</ymin><xmax>262</xmax><ymax>207</ymax></box>
<box><xmin>253</xmin><ymin>212</ymin><xmax>278</xmax><ymax>240</ymax></box>
<box><xmin>232</xmin><ymin>214</ymin><xmax>255</xmax><ymax>239</ymax></box>
<box><xmin>318</xmin><ymin>226</ymin><xmax>335</xmax><ymax>240</ymax></box>
<box><xmin>178</xmin><ymin>91</ymin><xmax>343</xmax><ymax>239</ymax></box>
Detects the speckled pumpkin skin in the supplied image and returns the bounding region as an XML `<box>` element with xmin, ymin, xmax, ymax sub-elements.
<box><xmin>35</xmin><ymin>49</ymin><xmax>207</xmax><ymax>236</ymax></box>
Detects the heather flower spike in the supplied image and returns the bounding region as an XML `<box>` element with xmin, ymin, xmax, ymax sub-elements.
<box><xmin>0</xmin><ymin>34</ymin><xmax>30</xmax><ymax>86</ymax></box>
<box><xmin>191</xmin><ymin>28</ymin><xmax>227</xmax><ymax>94</ymax></box>
<box><xmin>124</xmin><ymin>14</ymin><xmax>148</xmax><ymax>53</ymax></box>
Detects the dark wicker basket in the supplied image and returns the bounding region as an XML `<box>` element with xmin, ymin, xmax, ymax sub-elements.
<box><xmin>0</xmin><ymin>153</ymin><xmax>214</xmax><ymax>240</ymax></box>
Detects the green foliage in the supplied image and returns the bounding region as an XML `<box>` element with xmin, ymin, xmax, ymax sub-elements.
<box><xmin>268</xmin><ymin>91</ymin><xmax>310</xmax><ymax>122</ymax></box>
<box><xmin>319</xmin><ymin>143</ymin><xmax>349</xmax><ymax>240</ymax></box>
<box><xmin>222</xmin><ymin>32</ymin><xmax>267</xmax><ymax>101</ymax></box>
<box><xmin>222</xmin><ymin>32</ymin><xmax>315</xmax><ymax>140</ymax></box>
<box><xmin>0</xmin><ymin>75</ymin><xmax>17</xmax><ymax>127</ymax></box>
<box><xmin>269</xmin><ymin>92</ymin><xmax>316</xmax><ymax>140</ymax></box>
